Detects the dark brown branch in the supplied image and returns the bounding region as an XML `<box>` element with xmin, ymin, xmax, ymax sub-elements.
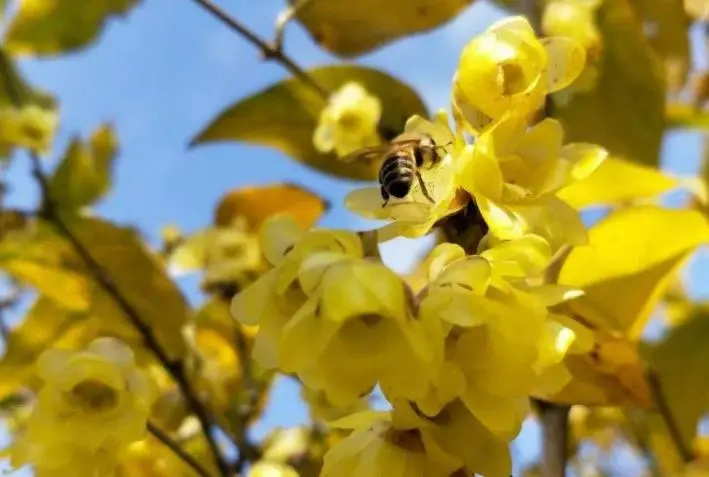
<box><xmin>534</xmin><ymin>400</ymin><xmax>571</xmax><ymax>477</ymax></box>
<box><xmin>148</xmin><ymin>421</ymin><xmax>216</xmax><ymax>477</ymax></box>
<box><xmin>0</xmin><ymin>56</ymin><xmax>232</xmax><ymax>477</ymax></box>
<box><xmin>646</xmin><ymin>370</ymin><xmax>696</xmax><ymax>463</ymax></box>
<box><xmin>190</xmin><ymin>0</ymin><xmax>329</xmax><ymax>100</ymax></box>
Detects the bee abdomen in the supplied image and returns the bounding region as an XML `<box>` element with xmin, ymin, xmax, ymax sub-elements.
<box><xmin>379</xmin><ymin>154</ymin><xmax>415</xmax><ymax>199</ymax></box>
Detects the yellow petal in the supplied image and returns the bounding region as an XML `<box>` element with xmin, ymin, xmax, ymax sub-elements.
<box><xmin>433</xmin><ymin>256</ymin><xmax>492</xmax><ymax>295</ymax></box>
<box><xmin>481</xmin><ymin>234</ymin><xmax>552</xmax><ymax>278</ymax></box>
<box><xmin>345</xmin><ymin>187</ymin><xmax>434</xmax><ymax>222</ymax></box>
<box><xmin>230</xmin><ymin>269</ymin><xmax>279</xmax><ymax>326</ymax></box>
<box><xmin>460</xmin><ymin>145</ymin><xmax>504</xmax><ymax>201</ymax></box>
<box><xmin>509</xmin><ymin>196</ymin><xmax>588</xmax><ymax>251</ymax></box>
<box><xmin>542</xmin><ymin>37</ymin><xmax>587</xmax><ymax>92</ymax></box>
<box><xmin>530</xmin><ymin>284</ymin><xmax>584</xmax><ymax>306</ymax></box>
<box><xmin>259</xmin><ymin>215</ymin><xmax>304</xmax><ymax>266</ymax></box>
<box><xmin>451</xmin><ymin>85</ymin><xmax>495</xmax><ymax>136</ymax></box>
<box><xmin>558</xmin><ymin>143</ymin><xmax>608</xmax><ymax>182</ymax></box>
<box><xmin>516</xmin><ymin>117</ymin><xmax>564</xmax><ymax>163</ymax></box>
<box><xmin>460</xmin><ymin>387</ymin><xmax>526</xmax><ymax>439</ymax></box>
<box><xmin>328</xmin><ymin>410</ymin><xmax>390</xmax><ymax>430</ymax></box>
<box><xmin>427</xmin><ymin>243</ymin><xmax>466</xmax><ymax>281</ymax></box>
<box><xmin>489</xmin><ymin>16</ymin><xmax>536</xmax><ymax>38</ymax></box>
<box><xmin>476</xmin><ymin>196</ymin><xmax>526</xmax><ymax>241</ymax></box>
<box><xmin>298</xmin><ymin>251</ymin><xmax>354</xmax><ymax>295</ymax></box>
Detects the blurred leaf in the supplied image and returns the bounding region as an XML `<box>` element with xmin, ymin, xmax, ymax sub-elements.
<box><xmin>556</xmin><ymin>0</ymin><xmax>665</xmax><ymax>166</ymax></box>
<box><xmin>60</xmin><ymin>217</ymin><xmax>190</xmax><ymax>359</ymax></box>
<box><xmin>215</xmin><ymin>182</ymin><xmax>329</xmax><ymax>230</ymax></box>
<box><xmin>48</xmin><ymin>123</ymin><xmax>119</xmax><ymax>213</ymax></box>
<box><xmin>0</xmin><ymin>48</ymin><xmax>57</xmax><ymax>155</ymax></box>
<box><xmin>0</xmin><ymin>297</ymin><xmax>95</xmax><ymax>400</ymax></box>
<box><xmin>628</xmin><ymin>0</ymin><xmax>691</xmax><ymax>92</ymax></box>
<box><xmin>191</xmin><ymin>65</ymin><xmax>428</xmax><ymax>181</ymax></box>
<box><xmin>648</xmin><ymin>306</ymin><xmax>709</xmax><ymax>447</ymax></box>
<box><xmin>666</xmin><ymin>103</ymin><xmax>709</xmax><ymax>130</ymax></box>
<box><xmin>0</xmin><ymin>223</ymin><xmax>91</xmax><ymax>311</ymax></box>
<box><xmin>625</xmin><ymin>409</ymin><xmax>686</xmax><ymax>476</ymax></box>
<box><xmin>537</xmin><ymin>332</ymin><xmax>651</xmax><ymax>407</ymax></box>
<box><xmin>559</xmin><ymin>206</ymin><xmax>709</xmax><ymax>338</ymax></box>
<box><xmin>557</xmin><ymin>157</ymin><xmax>684</xmax><ymax>209</ymax></box>
<box><xmin>4</xmin><ymin>0</ymin><xmax>140</xmax><ymax>57</ymax></box>
<box><xmin>294</xmin><ymin>0</ymin><xmax>474</xmax><ymax>58</ymax></box>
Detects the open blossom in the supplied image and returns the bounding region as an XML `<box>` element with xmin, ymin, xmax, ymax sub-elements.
<box><xmin>458</xmin><ymin>112</ymin><xmax>607</xmax><ymax>250</ymax></box>
<box><xmin>322</xmin><ymin>400</ymin><xmax>512</xmax><ymax>477</ymax></box>
<box><xmin>452</xmin><ymin>16</ymin><xmax>586</xmax><ymax>134</ymax></box>
<box><xmin>415</xmin><ymin>237</ymin><xmax>591</xmax><ymax>437</ymax></box>
<box><xmin>313</xmin><ymin>82</ymin><xmax>382</xmax><ymax>158</ymax></box>
<box><xmin>230</xmin><ymin>214</ymin><xmax>363</xmax><ymax>369</ymax></box>
<box><xmin>345</xmin><ymin>110</ymin><xmax>469</xmax><ymax>241</ymax></box>
<box><xmin>278</xmin><ymin>250</ymin><xmax>444</xmax><ymax>406</ymax></box>
<box><xmin>10</xmin><ymin>338</ymin><xmax>155</xmax><ymax>477</ymax></box>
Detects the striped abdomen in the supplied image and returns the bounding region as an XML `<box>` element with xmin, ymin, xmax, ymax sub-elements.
<box><xmin>379</xmin><ymin>153</ymin><xmax>415</xmax><ymax>199</ymax></box>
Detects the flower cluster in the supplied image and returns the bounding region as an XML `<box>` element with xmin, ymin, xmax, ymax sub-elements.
<box><xmin>10</xmin><ymin>338</ymin><xmax>155</xmax><ymax>477</ymax></box>
<box><xmin>229</xmin><ymin>16</ymin><xmax>609</xmax><ymax>476</ymax></box>
<box><xmin>346</xmin><ymin>16</ymin><xmax>607</xmax><ymax>251</ymax></box>
<box><xmin>231</xmin><ymin>214</ymin><xmax>593</xmax><ymax>475</ymax></box>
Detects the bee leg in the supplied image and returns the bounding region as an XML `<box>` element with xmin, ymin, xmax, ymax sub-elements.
<box><xmin>416</xmin><ymin>172</ymin><xmax>436</xmax><ymax>204</ymax></box>
<box><xmin>380</xmin><ymin>185</ymin><xmax>390</xmax><ymax>208</ymax></box>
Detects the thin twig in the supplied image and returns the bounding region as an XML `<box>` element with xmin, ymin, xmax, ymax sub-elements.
<box><xmin>232</xmin><ymin>324</ymin><xmax>263</xmax><ymax>473</ymax></box>
<box><xmin>273</xmin><ymin>0</ymin><xmax>314</xmax><ymax>53</ymax></box>
<box><xmin>148</xmin><ymin>421</ymin><xmax>216</xmax><ymax>477</ymax></box>
<box><xmin>646</xmin><ymin>369</ymin><xmax>696</xmax><ymax>463</ymax></box>
<box><xmin>190</xmin><ymin>0</ymin><xmax>329</xmax><ymax>100</ymax></box>
<box><xmin>0</xmin><ymin>57</ymin><xmax>232</xmax><ymax>477</ymax></box>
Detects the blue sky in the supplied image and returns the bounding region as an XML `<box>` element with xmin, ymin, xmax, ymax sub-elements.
<box><xmin>2</xmin><ymin>0</ymin><xmax>709</xmax><ymax>475</ymax></box>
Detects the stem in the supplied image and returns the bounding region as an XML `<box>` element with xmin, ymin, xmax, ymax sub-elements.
<box><xmin>0</xmin><ymin>56</ymin><xmax>232</xmax><ymax>477</ymax></box>
<box><xmin>534</xmin><ymin>399</ymin><xmax>571</xmax><ymax>477</ymax></box>
<box><xmin>148</xmin><ymin>421</ymin><xmax>216</xmax><ymax>477</ymax></box>
<box><xmin>646</xmin><ymin>370</ymin><xmax>695</xmax><ymax>463</ymax></box>
<box><xmin>190</xmin><ymin>0</ymin><xmax>329</xmax><ymax>100</ymax></box>
<box><xmin>273</xmin><ymin>0</ymin><xmax>315</xmax><ymax>53</ymax></box>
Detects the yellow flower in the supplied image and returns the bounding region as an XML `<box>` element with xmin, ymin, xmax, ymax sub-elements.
<box><xmin>278</xmin><ymin>252</ymin><xmax>444</xmax><ymax>406</ymax></box>
<box><xmin>11</xmin><ymin>338</ymin><xmax>155</xmax><ymax>477</ymax></box>
<box><xmin>322</xmin><ymin>401</ymin><xmax>511</xmax><ymax>477</ymax></box>
<box><xmin>313</xmin><ymin>82</ymin><xmax>382</xmax><ymax>158</ymax></box>
<box><xmin>542</xmin><ymin>0</ymin><xmax>603</xmax><ymax>61</ymax></box>
<box><xmin>230</xmin><ymin>215</ymin><xmax>363</xmax><ymax>369</ymax></box>
<box><xmin>345</xmin><ymin>111</ymin><xmax>469</xmax><ymax>241</ymax></box>
<box><xmin>452</xmin><ymin>16</ymin><xmax>586</xmax><ymax>134</ymax></box>
<box><xmin>459</xmin><ymin>113</ymin><xmax>607</xmax><ymax>249</ymax></box>
<box><xmin>415</xmin><ymin>238</ymin><xmax>585</xmax><ymax>437</ymax></box>
<box><xmin>686</xmin><ymin>0</ymin><xmax>709</xmax><ymax>20</ymax></box>
<box><xmin>301</xmin><ymin>386</ymin><xmax>371</xmax><ymax>423</ymax></box>
<box><xmin>248</xmin><ymin>461</ymin><xmax>299</xmax><ymax>477</ymax></box>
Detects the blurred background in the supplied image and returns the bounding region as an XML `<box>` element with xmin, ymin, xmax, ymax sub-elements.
<box><xmin>2</xmin><ymin>0</ymin><xmax>709</xmax><ymax>475</ymax></box>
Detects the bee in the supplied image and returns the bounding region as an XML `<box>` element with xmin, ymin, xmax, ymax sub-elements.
<box><xmin>342</xmin><ymin>132</ymin><xmax>449</xmax><ymax>207</ymax></box>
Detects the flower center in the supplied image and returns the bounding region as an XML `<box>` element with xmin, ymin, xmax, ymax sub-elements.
<box><xmin>386</xmin><ymin>428</ymin><xmax>425</xmax><ymax>453</ymax></box>
<box><xmin>499</xmin><ymin>61</ymin><xmax>528</xmax><ymax>95</ymax></box>
<box><xmin>68</xmin><ymin>379</ymin><xmax>119</xmax><ymax>413</ymax></box>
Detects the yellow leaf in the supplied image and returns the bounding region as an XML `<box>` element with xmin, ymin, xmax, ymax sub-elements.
<box><xmin>536</xmin><ymin>331</ymin><xmax>651</xmax><ymax>407</ymax></box>
<box><xmin>190</xmin><ymin>65</ymin><xmax>427</xmax><ymax>181</ymax></box>
<box><xmin>0</xmin><ymin>48</ymin><xmax>57</xmax><ymax>155</ymax></box>
<box><xmin>294</xmin><ymin>0</ymin><xmax>474</xmax><ymax>58</ymax></box>
<box><xmin>48</xmin><ymin>123</ymin><xmax>119</xmax><ymax>212</ymax></box>
<box><xmin>59</xmin><ymin>217</ymin><xmax>190</xmax><ymax>359</ymax></box>
<box><xmin>559</xmin><ymin>206</ymin><xmax>709</xmax><ymax>337</ymax></box>
<box><xmin>0</xmin><ymin>222</ymin><xmax>91</xmax><ymax>311</ymax></box>
<box><xmin>667</xmin><ymin>103</ymin><xmax>709</xmax><ymax>130</ymax></box>
<box><xmin>4</xmin><ymin>0</ymin><xmax>140</xmax><ymax>57</ymax></box>
<box><xmin>647</xmin><ymin>306</ymin><xmax>709</xmax><ymax>448</ymax></box>
<box><xmin>557</xmin><ymin>157</ymin><xmax>683</xmax><ymax>209</ymax></box>
<box><xmin>214</xmin><ymin>183</ymin><xmax>329</xmax><ymax>231</ymax></box>
<box><xmin>555</xmin><ymin>0</ymin><xmax>665</xmax><ymax>166</ymax></box>
<box><xmin>625</xmin><ymin>409</ymin><xmax>686</xmax><ymax>477</ymax></box>
<box><xmin>0</xmin><ymin>297</ymin><xmax>96</xmax><ymax>400</ymax></box>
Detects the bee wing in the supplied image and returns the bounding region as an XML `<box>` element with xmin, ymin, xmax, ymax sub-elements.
<box><xmin>338</xmin><ymin>145</ymin><xmax>391</xmax><ymax>165</ymax></box>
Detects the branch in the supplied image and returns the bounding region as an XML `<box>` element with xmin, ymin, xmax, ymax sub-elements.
<box><xmin>190</xmin><ymin>0</ymin><xmax>329</xmax><ymax>100</ymax></box>
<box><xmin>273</xmin><ymin>0</ymin><xmax>314</xmax><ymax>53</ymax></box>
<box><xmin>0</xmin><ymin>56</ymin><xmax>232</xmax><ymax>477</ymax></box>
<box><xmin>646</xmin><ymin>369</ymin><xmax>696</xmax><ymax>463</ymax></box>
<box><xmin>534</xmin><ymin>399</ymin><xmax>571</xmax><ymax>477</ymax></box>
<box><xmin>148</xmin><ymin>421</ymin><xmax>216</xmax><ymax>477</ymax></box>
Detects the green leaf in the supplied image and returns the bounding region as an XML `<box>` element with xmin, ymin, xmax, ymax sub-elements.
<box><xmin>4</xmin><ymin>0</ymin><xmax>140</xmax><ymax>57</ymax></box>
<box><xmin>190</xmin><ymin>65</ymin><xmax>428</xmax><ymax>181</ymax></box>
<box><xmin>0</xmin><ymin>48</ymin><xmax>58</xmax><ymax>155</ymax></box>
<box><xmin>293</xmin><ymin>0</ymin><xmax>475</xmax><ymax>58</ymax></box>
<box><xmin>648</xmin><ymin>305</ymin><xmax>709</xmax><ymax>448</ymax></box>
<box><xmin>555</xmin><ymin>0</ymin><xmax>665</xmax><ymax>166</ymax></box>
<box><xmin>48</xmin><ymin>123</ymin><xmax>119</xmax><ymax>213</ymax></box>
<box><xmin>559</xmin><ymin>206</ymin><xmax>709</xmax><ymax>338</ymax></box>
<box><xmin>666</xmin><ymin>103</ymin><xmax>709</xmax><ymax>130</ymax></box>
<box><xmin>59</xmin><ymin>217</ymin><xmax>191</xmax><ymax>359</ymax></box>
